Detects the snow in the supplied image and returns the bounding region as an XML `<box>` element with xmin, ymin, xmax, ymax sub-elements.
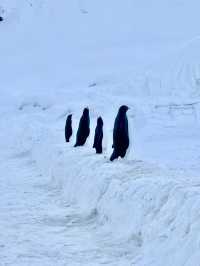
<box><xmin>1</xmin><ymin>0</ymin><xmax>200</xmax><ymax>265</ymax></box>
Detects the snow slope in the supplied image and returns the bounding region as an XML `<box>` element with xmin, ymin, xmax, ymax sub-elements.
<box><xmin>1</xmin><ymin>0</ymin><xmax>200</xmax><ymax>265</ymax></box>
<box><xmin>1</xmin><ymin>0</ymin><xmax>200</xmax><ymax>97</ymax></box>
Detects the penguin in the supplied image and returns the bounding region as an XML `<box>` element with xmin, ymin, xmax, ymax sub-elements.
<box><xmin>110</xmin><ymin>105</ymin><xmax>129</xmax><ymax>161</ymax></box>
<box><xmin>0</xmin><ymin>16</ymin><xmax>3</xmax><ymax>22</ymax></box>
<box><xmin>74</xmin><ymin>108</ymin><xmax>90</xmax><ymax>147</ymax></box>
<box><xmin>65</xmin><ymin>114</ymin><xmax>72</xmax><ymax>142</ymax></box>
<box><xmin>93</xmin><ymin>117</ymin><xmax>103</xmax><ymax>154</ymax></box>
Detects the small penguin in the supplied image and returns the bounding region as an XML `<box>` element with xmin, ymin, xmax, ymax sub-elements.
<box><xmin>65</xmin><ymin>114</ymin><xmax>72</xmax><ymax>142</ymax></box>
<box><xmin>110</xmin><ymin>105</ymin><xmax>129</xmax><ymax>161</ymax></box>
<box><xmin>0</xmin><ymin>16</ymin><xmax>3</xmax><ymax>22</ymax></box>
<box><xmin>93</xmin><ymin>117</ymin><xmax>103</xmax><ymax>154</ymax></box>
<box><xmin>74</xmin><ymin>108</ymin><xmax>90</xmax><ymax>147</ymax></box>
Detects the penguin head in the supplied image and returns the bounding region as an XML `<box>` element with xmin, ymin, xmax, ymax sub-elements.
<box><xmin>67</xmin><ymin>114</ymin><xmax>72</xmax><ymax>120</ymax></box>
<box><xmin>97</xmin><ymin>117</ymin><xmax>103</xmax><ymax>126</ymax></box>
<box><xmin>83</xmin><ymin>108</ymin><xmax>89</xmax><ymax>116</ymax></box>
<box><xmin>119</xmin><ymin>105</ymin><xmax>129</xmax><ymax>114</ymax></box>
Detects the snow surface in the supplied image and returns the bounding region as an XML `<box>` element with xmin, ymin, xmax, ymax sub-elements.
<box><xmin>1</xmin><ymin>0</ymin><xmax>200</xmax><ymax>265</ymax></box>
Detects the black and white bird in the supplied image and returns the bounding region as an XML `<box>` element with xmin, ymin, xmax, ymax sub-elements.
<box><xmin>93</xmin><ymin>117</ymin><xmax>103</xmax><ymax>154</ymax></box>
<box><xmin>65</xmin><ymin>114</ymin><xmax>72</xmax><ymax>142</ymax></box>
<box><xmin>110</xmin><ymin>105</ymin><xmax>129</xmax><ymax>161</ymax></box>
<box><xmin>74</xmin><ymin>108</ymin><xmax>90</xmax><ymax>147</ymax></box>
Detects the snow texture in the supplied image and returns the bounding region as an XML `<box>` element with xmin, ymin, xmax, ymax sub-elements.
<box><xmin>1</xmin><ymin>0</ymin><xmax>200</xmax><ymax>265</ymax></box>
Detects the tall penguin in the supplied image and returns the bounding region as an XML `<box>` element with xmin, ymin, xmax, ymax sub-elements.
<box><xmin>74</xmin><ymin>108</ymin><xmax>90</xmax><ymax>147</ymax></box>
<box><xmin>93</xmin><ymin>117</ymin><xmax>103</xmax><ymax>154</ymax></box>
<box><xmin>110</xmin><ymin>105</ymin><xmax>129</xmax><ymax>161</ymax></box>
<box><xmin>65</xmin><ymin>114</ymin><xmax>72</xmax><ymax>142</ymax></box>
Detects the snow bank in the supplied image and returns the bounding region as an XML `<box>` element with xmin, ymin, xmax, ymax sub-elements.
<box><xmin>35</xmin><ymin>133</ymin><xmax>200</xmax><ymax>266</ymax></box>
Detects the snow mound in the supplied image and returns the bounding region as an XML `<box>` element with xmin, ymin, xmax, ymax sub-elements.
<box><xmin>35</xmin><ymin>139</ymin><xmax>200</xmax><ymax>266</ymax></box>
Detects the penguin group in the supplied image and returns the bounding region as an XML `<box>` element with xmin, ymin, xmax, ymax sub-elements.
<box><xmin>65</xmin><ymin>106</ymin><xmax>129</xmax><ymax>161</ymax></box>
